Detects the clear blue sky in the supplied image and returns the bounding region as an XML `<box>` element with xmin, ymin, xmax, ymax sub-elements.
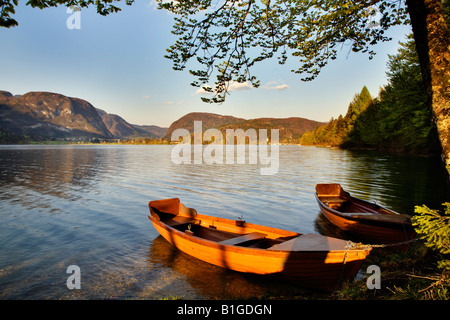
<box><xmin>0</xmin><ymin>1</ymin><xmax>412</xmax><ymax>128</ymax></box>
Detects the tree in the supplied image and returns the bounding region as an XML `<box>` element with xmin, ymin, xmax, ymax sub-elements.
<box><xmin>300</xmin><ymin>37</ymin><xmax>438</xmax><ymax>153</ymax></box>
<box><xmin>406</xmin><ymin>0</ymin><xmax>450</xmax><ymax>176</ymax></box>
<box><xmin>345</xmin><ymin>85</ymin><xmax>373</xmax><ymax>121</ymax></box>
<box><xmin>158</xmin><ymin>0</ymin><xmax>408</xmax><ymax>102</ymax></box>
<box><xmin>299</xmin><ymin>85</ymin><xmax>374</xmax><ymax>147</ymax></box>
<box><xmin>413</xmin><ymin>203</ymin><xmax>450</xmax><ymax>272</ymax></box>
<box><xmin>375</xmin><ymin>35</ymin><xmax>437</xmax><ymax>153</ymax></box>
<box><xmin>0</xmin><ymin>0</ymin><xmax>135</xmax><ymax>28</ymax></box>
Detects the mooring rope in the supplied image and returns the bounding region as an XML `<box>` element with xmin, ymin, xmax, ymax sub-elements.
<box><xmin>344</xmin><ymin>237</ymin><xmax>419</xmax><ymax>250</ymax></box>
<box><xmin>337</xmin><ymin>237</ymin><xmax>420</xmax><ymax>287</ymax></box>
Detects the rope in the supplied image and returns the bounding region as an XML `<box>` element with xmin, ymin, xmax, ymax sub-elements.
<box><xmin>337</xmin><ymin>241</ymin><xmax>352</xmax><ymax>286</ymax></box>
<box><xmin>337</xmin><ymin>237</ymin><xmax>419</xmax><ymax>287</ymax></box>
<box><xmin>344</xmin><ymin>237</ymin><xmax>420</xmax><ymax>251</ymax></box>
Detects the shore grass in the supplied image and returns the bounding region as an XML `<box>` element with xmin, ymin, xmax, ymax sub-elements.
<box><xmin>208</xmin><ymin>241</ymin><xmax>449</xmax><ymax>301</ymax></box>
<box><xmin>313</xmin><ymin>241</ymin><xmax>449</xmax><ymax>300</ymax></box>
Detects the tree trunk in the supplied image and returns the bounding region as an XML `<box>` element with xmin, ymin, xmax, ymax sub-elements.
<box><xmin>406</xmin><ymin>0</ymin><xmax>450</xmax><ymax>177</ymax></box>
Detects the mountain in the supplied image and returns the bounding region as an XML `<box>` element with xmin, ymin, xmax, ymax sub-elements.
<box><xmin>0</xmin><ymin>90</ymin><xmax>167</xmax><ymax>141</ymax></box>
<box><xmin>221</xmin><ymin>117</ymin><xmax>327</xmax><ymax>142</ymax></box>
<box><xmin>164</xmin><ymin>112</ymin><xmax>326</xmax><ymax>143</ymax></box>
<box><xmin>0</xmin><ymin>91</ymin><xmax>113</xmax><ymax>139</ymax></box>
<box><xmin>96</xmin><ymin>108</ymin><xmax>140</xmax><ymax>138</ymax></box>
<box><xmin>0</xmin><ymin>90</ymin><xmax>323</xmax><ymax>143</ymax></box>
<box><xmin>164</xmin><ymin>112</ymin><xmax>245</xmax><ymax>140</ymax></box>
<box><xmin>132</xmin><ymin>124</ymin><xmax>168</xmax><ymax>139</ymax></box>
<box><xmin>96</xmin><ymin>108</ymin><xmax>167</xmax><ymax>139</ymax></box>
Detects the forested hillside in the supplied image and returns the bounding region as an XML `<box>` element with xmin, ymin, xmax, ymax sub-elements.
<box><xmin>300</xmin><ymin>35</ymin><xmax>439</xmax><ymax>155</ymax></box>
<box><xmin>164</xmin><ymin>112</ymin><xmax>325</xmax><ymax>144</ymax></box>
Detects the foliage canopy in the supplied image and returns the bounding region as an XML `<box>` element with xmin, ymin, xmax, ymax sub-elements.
<box><xmin>155</xmin><ymin>0</ymin><xmax>409</xmax><ymax>103</ymax></box>
<box><xmin>0</xmin><ymin>0</ymin><xmax>135</xmax><ymax>28</ymax></box>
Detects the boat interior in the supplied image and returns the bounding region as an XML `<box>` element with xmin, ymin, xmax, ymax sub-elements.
<box><xmin>323</xmin><ymin>193</ymin><xmax>411</xmax><ymax>218</ymax></box>
<box><xmin>316</xmin><ymin>183</ymin><xmax>392</xmax><ymax>215</ymax></box>
<box><xmin>153</xmin><ymin>210</ymin><xmax>298</xmax><ymax>249</ymax></box>
<box><xmin>319</xmin><ymin>196</ymin><xmax>385</xmax><ymax>214</ymax></box>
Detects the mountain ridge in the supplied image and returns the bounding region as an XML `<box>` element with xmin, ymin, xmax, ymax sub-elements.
<box><xmin>96</xmin><ymin>108</ymin><xmax>167</xmax><ymax>139</ymax></box>
<box><xmin>1</xmin><ymin>90</ymin><xmax>325</xmax><ymax>143</ymax></box>
<box><xmin>0</xmin><ymin>90</ymin><xmax>113</xmax><ymax>139</ymax></box>
<box><xmin>0</xmin><ymin>90</ymin><xmax>167</xmax><ymax>140</ymax></box>
<box><xmin>164</xmin><ymin>112</ymin><xmax>326</xmax><ymax>143</ymax></box>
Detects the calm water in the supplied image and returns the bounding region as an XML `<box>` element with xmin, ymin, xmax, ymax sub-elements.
<box><xmin>0</xmin><ymin>145</ymin><xmax>449</xmax><ymax>299</ymax></box>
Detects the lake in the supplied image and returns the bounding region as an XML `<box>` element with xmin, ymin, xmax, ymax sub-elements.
<box><xmin>0</xmin><ymin>144</ymin><xmax>449</xmax><ymax>299</ymax></box>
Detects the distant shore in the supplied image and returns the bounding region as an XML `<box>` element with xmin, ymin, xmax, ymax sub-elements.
<box><xmin>0</xmin><ymin>138</ymin><xmax>303</xmax><ymax>146</ymax></box>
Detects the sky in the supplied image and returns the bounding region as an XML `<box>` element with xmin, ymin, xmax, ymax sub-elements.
<box><xmin>0</xmin><ymin>1</ymin><xmax>413</xmax><ymax>128</ymax></box>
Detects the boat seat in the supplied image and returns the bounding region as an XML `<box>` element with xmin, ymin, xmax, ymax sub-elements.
<box><xmin>340</xmin><ymin>211</ymin><xmax>373</xmax><ymax>216</ymax></box>
<box><xmin>218</xmin><ymin>232</ymin><xmax>266</xmax><ymax>246</ymax></box>
<box><xmin>268</xmin><ymin>233</ymin><xmax>349</xmax><ymax>252</ymax></box>
<box><xmin>351</xmin><ymin>213</ymin><xmax>411</xmax><ymax>224</ymax></box>
<box><xmin>320</xmin><ymin>196</ymin><xmax>351</xmax><ymax>210</ymax></box>
<box><xmin>319</xmin><ymin>197</ymin><xmax>349</xmax><ymax>204</ymax></box>
<box><xmin>165</xmin><ymin>216</ymin><xmax>197</xmax><ymax>227</ymax></box>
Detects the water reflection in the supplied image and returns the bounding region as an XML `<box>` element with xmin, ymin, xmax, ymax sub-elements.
<box><xmin>0</xmin><ymin>145</ymin><xmax>104</xmax><ymax>203</ymax></box>
<box><xmin>336</xmin><ymin>149</ymin><xmax>450</xmax><ymax>214</ymax></box>
<box><xmin>314</xmin><ymin>212</ymin><xmax>348</xmax><ymax>240</ymax></box>
<box><xmin>148</xmin><ymin>236</ymin><xmax>311</xmax><ymax>299</ymax></box>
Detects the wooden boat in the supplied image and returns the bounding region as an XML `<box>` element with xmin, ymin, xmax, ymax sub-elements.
<box><xmin>315</xmin><ymin>183</ymin><xmax>415</xmax><ymax>245</ymax></box>
<box><xmin>148</xmin><ymin>198</ymin><xmax>371</xmax><ymax>291</ymax></box>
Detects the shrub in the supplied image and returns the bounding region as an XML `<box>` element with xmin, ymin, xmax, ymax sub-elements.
<box><xmin>412</xmin><ymin>203</ymin><xmax>450</xmax><ymax>271</ymax></box>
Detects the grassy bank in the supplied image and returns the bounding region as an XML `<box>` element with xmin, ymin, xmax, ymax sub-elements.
<box><xmin>335</xmin><ymin>242</ymin><xmax>448</xmax><ymax>300</ymax></box>
<box><xmin>261</xmin><ymin>241</ymin><xmax>449</xmax><ymax>300</ymax></box>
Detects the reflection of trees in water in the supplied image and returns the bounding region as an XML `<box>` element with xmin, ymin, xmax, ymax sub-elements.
<box><xmin>0</xmin><ymin>146</ymin><xmax>114</xmax><ymax>202</ymax></box>
<box><xmin>337</xmin><ymin>149</ymin><xmax>450</xmax><ymax>214</ymax></box>
<box><xmin>0</xmin><ymin>146</ymin><xmax>131</xmax><ymax>217</ymax></box>
<box><xmin>147</xmin><ymin>235</ymin><xmax>312</xmax><ymax>299</ymax></box>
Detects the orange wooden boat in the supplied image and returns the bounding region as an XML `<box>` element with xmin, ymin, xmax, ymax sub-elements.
<box><xmin>315</xmin><ymin>183</ymin><xmax>415</xmax><ymax>245</ymax></box>
<box><xmin>148</xmin><ymin>198</ymin><xmax>371</xmax><ymax>291</ymax></box>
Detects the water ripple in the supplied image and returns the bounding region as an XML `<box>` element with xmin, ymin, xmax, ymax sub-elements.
<box><xmin>0</xmin><ymin>145</ymin><xmax>449</xmax><ymax>299</ymax></box>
